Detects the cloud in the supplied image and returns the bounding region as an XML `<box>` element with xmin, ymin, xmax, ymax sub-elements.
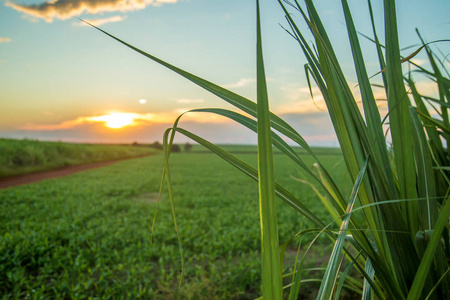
<box><xmin>0</xmin><ymin>37</ymin><xmax>11</xmax><ymax>44</ymax></box>
<box><xmin>409</xmin><ymin>58</ymin><xmax>427</xmax><ymax>66</ymax></box>
<box><xmin>275</xmin><ymin>99</ymin><xmax>327</xmax><ymax>115</ymax></box>
<box><xmin>222</xmin><ymin>78</ymin><xmax>255</xmax><ymax>89</ymax></box>
<box><xmin>19</xmin><ymin>113</ymin><xmax>157</xmax><ymax>131</ymax></box>
<box><xmin>6</xmin><ymin>0</ymin><xmax>179</xmax><ymax>22</ymax></box>
<box><xmin>277</xmin><ymin>83</ymin><xmax>327</xmax><ymax>114</ymax></box>
<box><xmin>19</xmin><ymin>116</ymin><xmax>91</xmax><ymax>131</ymax></box>
<box><xmin>76</xmin><ymin>15</ymin><xmax>127</xmax><ymax>26</ymax></box>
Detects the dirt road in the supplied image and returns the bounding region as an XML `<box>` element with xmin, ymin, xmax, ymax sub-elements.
<box><xmin>0</xmin><ymin>155</ymin><xmax>151</xmax><ymax>190</ymax></box>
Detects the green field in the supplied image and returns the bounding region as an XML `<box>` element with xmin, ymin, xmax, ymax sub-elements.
<box><xmin>0</xmin><ymin>139</ymin><xmax>157</xmax><ymax>178</ymax></box>
<box><xmin>0</xmin><ymin>147</ymin><xmax>352</xmax><ymax>299</ymax></box>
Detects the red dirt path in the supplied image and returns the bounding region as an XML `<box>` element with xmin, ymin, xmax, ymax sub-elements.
<box><xmin>0</xmin><ymin>154</ymin><xmax>152</xmax><ymax>190</ymax></box>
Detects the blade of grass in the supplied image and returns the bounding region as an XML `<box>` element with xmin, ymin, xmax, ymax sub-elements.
<box><xmin>416</xmin><ymin>30</ymin><xmax>450</xmax><ymax>130</ymax></box>
<box><xmin>334</xmin><ymin>253</ymin><xmax>359</xmax><ymax>300</ymax></box>
<box><xmin>251</xmin><ymin>3</ymin><xmax>282</xmax><ymax>297</ymax></box>
<box><xmin>407</xmin><ymin>76</ymin><xmax>446</xmax><ymax>166</ymax></box>
<box><xmin>161</xmin><ymin>128</ymin><xmax>184</xmax><ymax>286</ymax></box>
<box><xmin>362</xmin><ymin>257</ymin><xmax>375</xmax><ymax>300</ymax></box>
<box><xmin>424</xmin><ymin>268</ymin><xmax>450</xmax><ymax>300</ymax></box>
<box><xmin>384</xmin><ymin>0</ymin><xmax>418</xmax><ymax>208</ymax></box>
<box><xmin>316</xmin><ymin>159</ymin><xmax>368</xmax><ymax>300</ymax></box>
<box><xmin>342</xmin><ymin>0</ymin><xmax>396</xmax><ymax>198</ymax></box>
<box><xmin>410</xmin><ymin>107</ymin><xmax>438</xmax><ymax>229</ymax></box>
<box><xmin>407</xmin><ymin>196</ymin><xmax>450</xmax><ymax>300</ymax></box>
<box><xmin>288</xmin><ymin>236</ymin><xmax>304</xmax><ymax>300</ymax></box>
<box><xmin>367</xmin><ymin>0</ymin><xmax>387</xmax><ymax>94</ymax></box>
<box><xmin>383</xmin><ymin>1</ymin><xmax>422</xmax><ymax>292</ymax></box>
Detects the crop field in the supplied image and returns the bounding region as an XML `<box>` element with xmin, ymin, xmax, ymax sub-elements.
<box><xmin>0</xmin><ymin>138</ymin><xmax>156</xmax><ymax>179</ymax></box>
<box><xmin>0</xmin><ymin>147</ymin><xmax>350</xmax><ymax>299</ymax></box>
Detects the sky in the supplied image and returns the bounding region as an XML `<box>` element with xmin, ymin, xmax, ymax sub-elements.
<box><xmin>0</xmin><ymin>0</ymin><xmax>449</xmax><ymax>146</ymax></box>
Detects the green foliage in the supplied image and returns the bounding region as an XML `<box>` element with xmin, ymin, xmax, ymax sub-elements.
<box><xmin>184</xmin><ymin>142</ymin><xmax>193</xmax><ymax>152</ymax></box>
<box><xmin>0</xmin><ymin>152</ymin><xmax>345</xmax><ymax>299</ymax></box>
<box><xmin>256</xmin><ymin>2</ymin><xmax>283</xmax><ymax>298</ymax></box>
<box><xmin>150</xmin><ymin>141</ymin><xmax>164</xmax><ymax>150</ymax></box>
<box><xmin>0</xmin><ymin>139</ymin><xmax>155</xmax><ymax>178</ymax></box>
<box><xmin>170</xmin><ymin>144</ymin><xmax>181</xmax><ymax>153</ymax></box>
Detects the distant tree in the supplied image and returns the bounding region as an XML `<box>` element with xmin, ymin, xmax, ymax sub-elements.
<box><xmin>150</xmin><ymin>141</ymin><xmax>163</xmax><ymax>150</ymax></box>
<box><xmin>171</xmin><ymin>144</ymin><xmax>181</xmax><ymax>153</ymax></box>
<box><xmin>184</xmin><ymin>142</ymin><xmax>193</xmax><ymax>152</ymax></box>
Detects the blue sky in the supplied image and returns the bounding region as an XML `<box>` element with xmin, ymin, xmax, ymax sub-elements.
<box><xmin>0</xmin><ymin>0</ymin><xmax>449</xmax><ymax>145</ymax></box>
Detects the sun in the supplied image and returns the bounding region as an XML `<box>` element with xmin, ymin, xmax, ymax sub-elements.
<box><xmin>90</xmin><ymin>113</ymin><xmax>137</xmax><ymax>129</ymax></box>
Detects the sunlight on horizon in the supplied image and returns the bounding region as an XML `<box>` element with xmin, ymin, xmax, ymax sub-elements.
<box><xmin>89</xmin><ymin>112</ymin><xmax>137</xmax><ymax>129</ymax></box>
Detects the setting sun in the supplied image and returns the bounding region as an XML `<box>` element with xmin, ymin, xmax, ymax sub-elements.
<box><xmin>90</xmin><ymin>113</ymin><xmax>137</xmax><ymax>129</ymax></box>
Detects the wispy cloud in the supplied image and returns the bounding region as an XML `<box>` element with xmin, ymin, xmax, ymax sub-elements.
<box><xmin>277</xmin><ymin>83</ymin><xmax>327</xmax><ymax>114</ymax></box>
<box><xmin>6</xmin><ymin>0</ymin><xmax>179</xmax><ymax>22</ymax></box>
<box><xmin>409</xmin><ymin>58</ymin><xmax>427</xmax><ymax>66</ymax></box>
<box><xmin>19</xmin><ymin>116</ymin><xmax>92</xmax><ymax>131</ymax></box>
<box><xmin>19</xmin><ymin>113</ymin><xmax>159</xmax><ymax>131</ymax></box>
<box><xmin>0</xmin><ymin>37</ymin><xmax>11</xmax><ymax>44</ymax></box>
<box><xmin>76</xmin><ymin>15</ymin><xmax>127</xmax><ymax>26</ymax></box>
<box><xmin>275</xmin><ymin>99</ymin><xmax>327</xmax><ymax>115</ymax></box>
<box><xmin>222</xmin><ymin>78</ymin><xmax>255</xmax><ymax>89</ymax></box>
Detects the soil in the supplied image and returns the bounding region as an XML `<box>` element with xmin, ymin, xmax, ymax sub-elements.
<box><xmin>0</xmin><ymin>154</ymin><xmax>152</xmax><ymax>190</ymax></box>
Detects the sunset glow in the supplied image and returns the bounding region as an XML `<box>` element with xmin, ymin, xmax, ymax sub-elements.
<box><xmin>89</xmin><ymin>113</ymin><xmax>137</xmax><ymax>129</ymax></box>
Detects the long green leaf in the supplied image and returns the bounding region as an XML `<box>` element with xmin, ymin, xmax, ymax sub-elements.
<box><xmin>316</xmin><ymin>159</ymin><xmax>368</xmax><ymax>300</ymax></box>
<box><xmin>416</xmin><ymin>30</ymin><xmax>450</xmax><ymax>129</ymax></box>
<box><xmin>362</xmin><ymin>257</ymin><xmax>375</xmax><ymax>300</ymax></box>
<box><xmin>161</xmin><ymin>128</ymin><xmax>184</xmax><ymax>286</ymax></box>
<box><xmin>410</xmin><ymin>107</ymin><xmax>438</xmax><ymax>229</ymax></box>
<box><xmin>384</xmin><ymin>0</ymin><xmax>421</xmax><ymax>292</ymax></box>
<box><xmin>334</xmin><ymin>254</ymin><xmax>359</xmax><ymax>300</ymax></box>
<box><xmin>425</xmin><ymin>268</ymin><xmax>450</xmax><ymax>300</ymax></box>
<box><xmin>407</xmin><ymin>196</ymin><xmax>450</xmax><ymax>300</ymax></box>
<box><xmin>288</xmin><ymin>237</ymin><xmax>304</xmax><ymax>300</ymax></box>
<box><xmin>367</xmin><ymin>0</ymin><xmax>388</xmax><ymax>94</ymax></box>
<box><xmin>255</xmin><ymin>1</ymin><xmax>282</xmax><ymax>298</ymax></box>
<box><xmin>342</xmin><ymin>0</ymin><xmax>395</xmax><ymax>199</ymax></box>
<box><xmin>384</xmin><ymin>0</ymin><xmax>418</xmax><ymax>217</ymax></box>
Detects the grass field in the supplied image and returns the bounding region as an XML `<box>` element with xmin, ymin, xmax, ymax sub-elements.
<box><xmin>0</xmin><ymin>139</ymin><xmax>157</xmax><ymax>178</ymax></box>
<box><xmin>0</xmin><ymin>147</ymin><xmax>350</xmax><ymax>299</ymax></box>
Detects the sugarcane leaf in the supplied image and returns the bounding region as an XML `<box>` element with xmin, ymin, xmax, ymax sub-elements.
<box><xmin>407</xmin><ymin>196</ymin><xmax>450</xmax><ymax>300</ymax></box>
<box><xmin>316</xmin><ymin>159</ymin><xmax>368</xmax><ymax>300</ymax></box>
